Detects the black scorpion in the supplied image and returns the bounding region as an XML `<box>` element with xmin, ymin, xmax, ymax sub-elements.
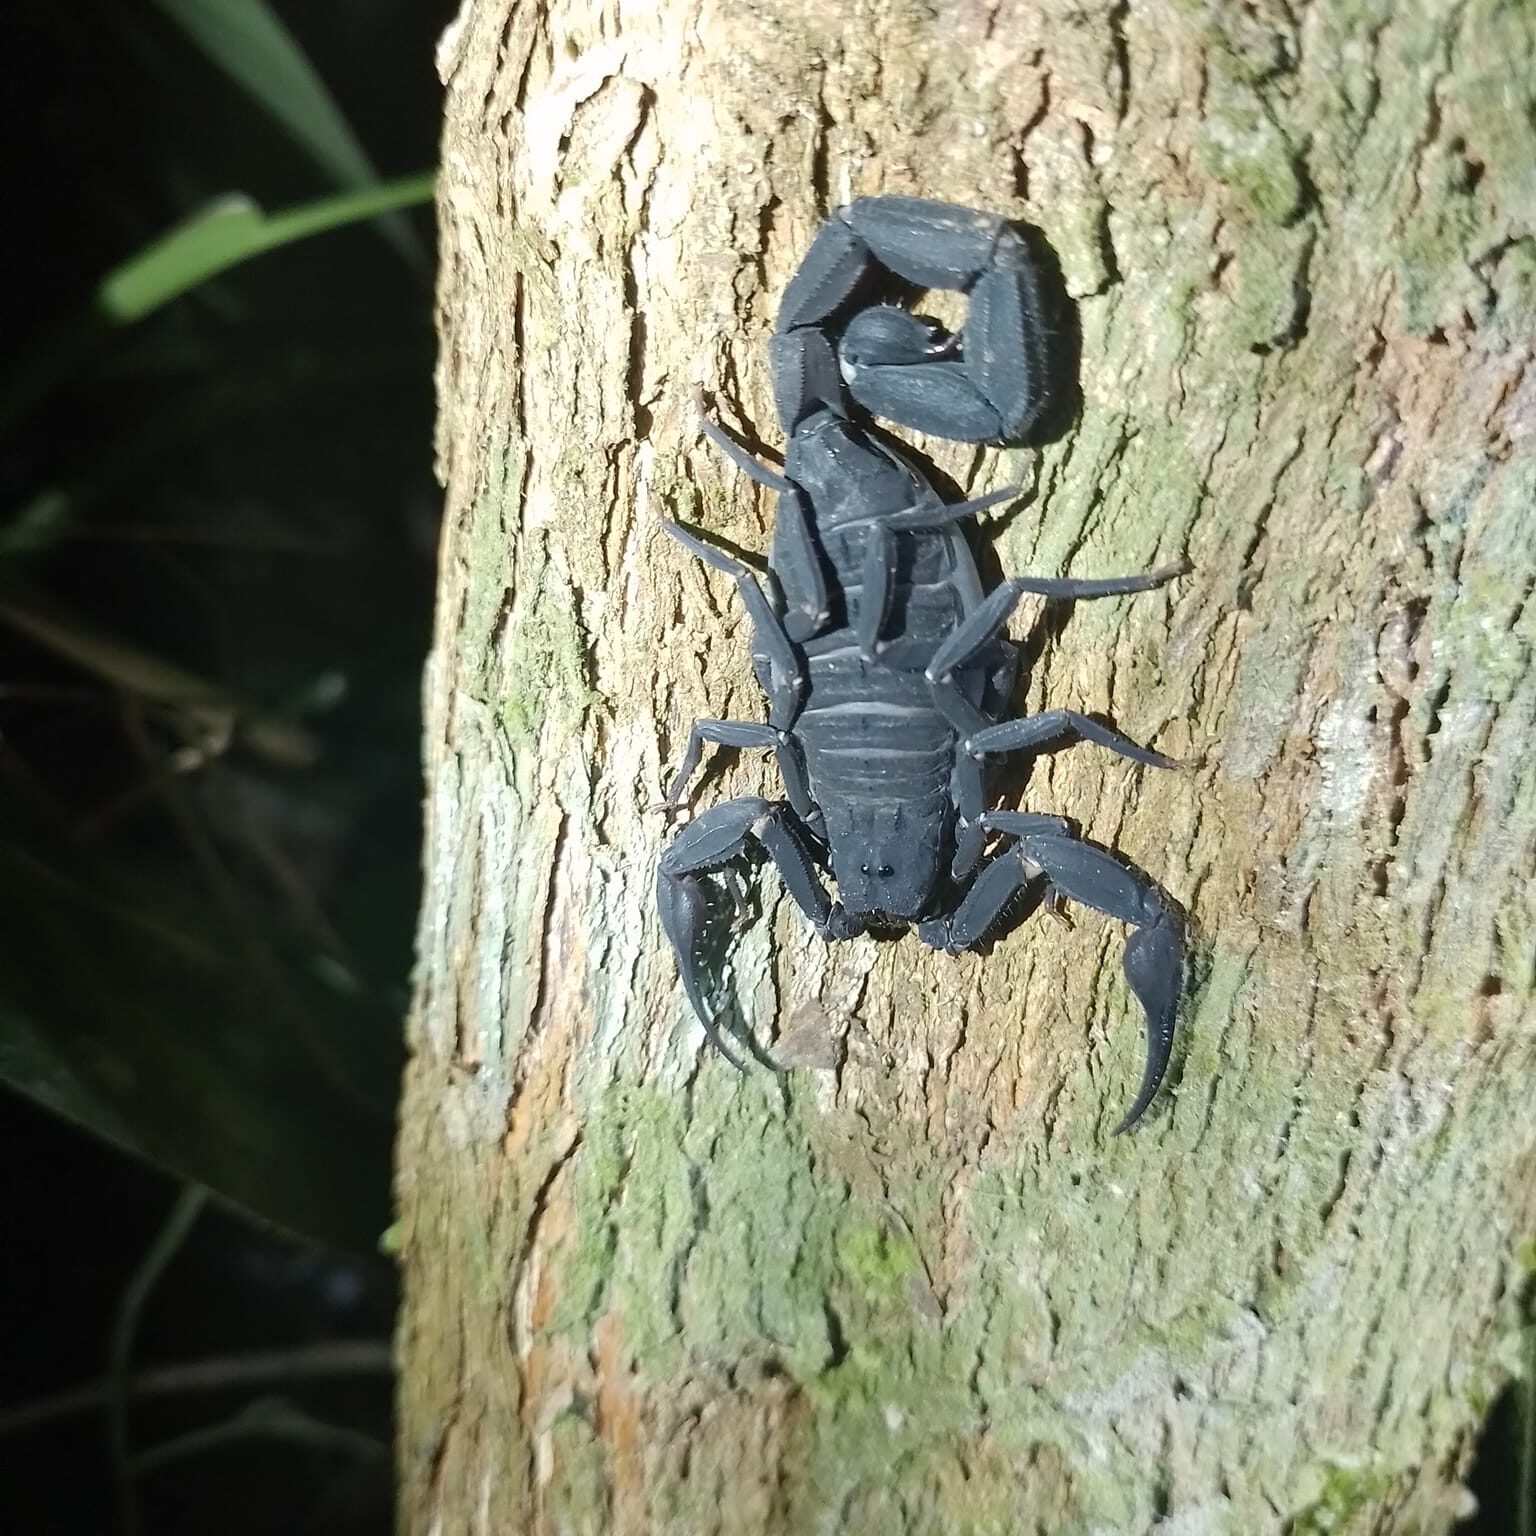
<box><xmin>656</xmin><ymin>196</ymin><xmax>1184</xmax><ymax>1132</ymax></box>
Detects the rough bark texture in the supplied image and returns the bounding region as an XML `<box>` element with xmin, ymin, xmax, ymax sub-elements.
<box><xmin>399</xmin><ymin>1</ymin><xmax>1536</xmax><ymax>1531</ymax></box>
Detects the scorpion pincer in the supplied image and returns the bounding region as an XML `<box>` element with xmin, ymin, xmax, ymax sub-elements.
<box><xmin>655</xmin><ymin>196</ymin><xmax>1185</xmax><ymax>1133</ymax></box>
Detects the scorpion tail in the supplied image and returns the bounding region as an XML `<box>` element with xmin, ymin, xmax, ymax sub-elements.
<box><xmin>1113</xmin><ymin>913</ymin><xmax>1183</xmax><ymax>1135</ymax></box>
<box><xmin>832</xmin><ymin>198</ymin><xmax>1052</xmax><ymax>443</ymax></box>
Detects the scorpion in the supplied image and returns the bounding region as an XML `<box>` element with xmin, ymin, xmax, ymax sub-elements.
<box><xmin>655</xmin><ymin>196</ymin><xmax>1185</xmax><ymax>1132</ymax></box>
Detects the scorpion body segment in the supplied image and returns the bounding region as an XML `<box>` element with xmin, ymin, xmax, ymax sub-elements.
<box><xmin>657</xmin><ymin>196</ymin><xmax>1186</xmax><ymax>1133</ymax></box>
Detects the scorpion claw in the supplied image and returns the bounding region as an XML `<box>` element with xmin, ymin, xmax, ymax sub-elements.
<box><xmin>655</xmin><ymin>863</ymin><xmax>751</xmax><ymax>1072</ymax></box>
<box><xmin>1112</xmin><ymin>913</ymin><xmax>1184</xmax><ymax>1135</ymax></box>
<box><xmin>1002</xmin><ymin>828</ymin><xmax>1184</xmax><ymax>1133</ymax></box>
<box><xmin>658</xmin><ymin>798</ymin><xmax>834</xmax><ymax>1069</ymax></box>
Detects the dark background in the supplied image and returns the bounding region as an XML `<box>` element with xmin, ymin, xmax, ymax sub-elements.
<box><xmin>0</xmin><ymin>1</ymin><xmax>445</xmax><ymax>1530</ymax></box>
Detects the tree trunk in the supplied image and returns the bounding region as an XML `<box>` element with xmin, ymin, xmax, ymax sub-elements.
<box><xmin>399</xmin><ymin>1</ymin><xmax>1536</xmax><ymax>1530</ymax></box>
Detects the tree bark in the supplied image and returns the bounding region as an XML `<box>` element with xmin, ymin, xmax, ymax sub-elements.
<box><xmin>399</xmin><ymin>1</ymin><xmax>1536</xmax><ymax>1530</ymax></box>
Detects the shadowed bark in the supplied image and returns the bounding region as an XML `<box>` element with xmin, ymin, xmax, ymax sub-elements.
<box><xmin>399</xmin><ymin>1</ymin><xmax>1536</xmax><ymax>1530</ymax></box>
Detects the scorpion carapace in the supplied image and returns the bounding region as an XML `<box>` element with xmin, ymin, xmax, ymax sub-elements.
<box><xmin>656</xmin><ymin>195</ymin><xmax>1185</xmax><ymax>1133</ymax></box>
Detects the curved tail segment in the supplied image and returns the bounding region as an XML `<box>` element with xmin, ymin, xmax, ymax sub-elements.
<box><xmin>773</xmin><ymin>196</ymin><xmax>1052</xmax><ymax>443</ymax></box>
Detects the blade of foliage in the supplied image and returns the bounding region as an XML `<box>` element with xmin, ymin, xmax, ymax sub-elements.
<box><xmin>150</xmin><ymin>0</ymin><xmax>424</xmax><ymax>267</ymax></box>
<box><xmin>0</xmin><ymin>178</ymin><xmax>432</xmax><ymax>430</ymax></box>
<box><xmin>98</xmin><ymin>177</ymin><xmax>435</xmax><ymax>327</ymax></box>
<box><xmin>0</xmin><ymin>589</ymin><xmax>316</xmax><ymax>767</ymax></box>
<box><xmin>0</xmin><ymin>1007</ymin><xmax>136</xmax><ymax>1152</ymax></box>
<box><xmin>0</xmin><ymin>819</ymin><xmax>398</xmax><ymax>1253</ymax></box>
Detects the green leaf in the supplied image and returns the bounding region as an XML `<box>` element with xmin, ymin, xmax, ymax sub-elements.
<box><xmin>150</xmin><ymin>0</ymin><xmax>424</xmax><ymax>268</ymax></box>
<box><xmin>97</xmin><ymin>177</ymin><xmax>435</xmax><ymax>326</ymax></box>
<box><xmin>0</xmin><ymin>1006</ymin><xmax>136</xmax><ymax>1152</ymax></box>
<box><xmin>0</xmin><ymin>490</ymin><xmax>72</xmax><ymax>556</ymax></box>
<box><xmin>0</xmin><ymin>176</ymin><xmax>433</xmax><ymax>430</ymax></box>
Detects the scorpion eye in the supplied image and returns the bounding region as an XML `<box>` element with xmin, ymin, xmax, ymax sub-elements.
<box><xmin>877</xmin><ymin>865</ymin><xmax>894</xmax><ymax>879</ymax></box>
<box><xmin>859</xmin><ymin>863</ymin><xmax>872</xmax><ymax>877</ymax></box>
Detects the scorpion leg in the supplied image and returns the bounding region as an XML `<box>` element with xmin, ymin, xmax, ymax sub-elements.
<box><xmin>658</xmin><ymin>797</ymin><xmax>832</xmax><ymax>1067</ymax></box>
<box><xmin>940</xmin><ymin>522</ymin><xmax>1018</xmax><ymax>708</ymax></box>
<box><xmin>771</xmin><ymin>484</ymin><xmax>832</xmax><ymax>644</ymax></box>
<box><xmin>945</xmin><ymin>526</ymin><xmax>986</xmax><ymax>614</ymax></box>
<box><xmin>925</xmin><ymin>561</ymin><xmax>1186</xmax><ymax>683</ymax></box>
<box><xmin>979</xmin><ymin>811</ymin><xmax>1074</xmax><ymax>837</ymax></box>
<box><xmin>930</xmin><ymin>683</ymin><xmax>1089</xmax><ymax>875</ymax></box>
<box><xmin>853</xmin><ymin>491</ymin><xmax>1017</xmax><ymax>661</ymax></box>
<box><xmin>935</xmin><ymin>654</ymin><xmax>1177</xmax><ymax>828</ymax></box>
<box><xmin>662</xmin><ymin>520</ymin><xmax>804</xmax><ymax>723</ymax></box>
<box><xmin>696</xmin><ymin>413</ymin><xmax>794</xmax><ymax>494</ymax></box>
<box><xmin>880</xmin><ymin>483</ymin><xmax>1019</xmax><ymax>532</ymax></box>
<box><xmin>856</xmin><ymin>522</ymin><xmax>896</xmax><ymax>660</ymax></box>
<box><xmin>929</xmin><ymin>681</ymin><xmax>995</xmax><ymax>879</ymax></box>
<box><xmin>664</xmin><ymin>718</ymin><xmax>814</xmax><ymax>821</ymax></box>
<box><xmin>947</xmin><ymin>529</ymin><xmax>1002</xmax><ymax>709</ymax></box>
<box><xmin>964</xmin><ymin>709</ymin><xmax>1178</xmax><ymax>771</ymax></box>
<box><xmin>695</xmin><ymin>398</ymin><xmax>831</xmax><ymax>644</ymax></box>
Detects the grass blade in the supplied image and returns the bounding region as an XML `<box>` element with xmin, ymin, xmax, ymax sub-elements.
<box><xmin>0</xmin><ymin>589</ymin><xmax>317</xmax><ymax>766</ymax></box>
<box><xmin>0</xmin><ymin>176</ymin><xmax>433</xmax><ymax>428</ymax></box>
<box><xmin>99</xmin><ymin>177</ymin><xmax>435</xmax><ymax>326</ymax></box>
<box><xmin>150</xmin><ymin>0</ymin><xmax>424</xmax><ymax>267</ymax></box>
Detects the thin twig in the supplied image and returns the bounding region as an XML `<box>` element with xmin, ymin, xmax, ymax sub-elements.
<box><xmin>0</xmin><ymin>1340</ymin><xmax>392</xmax><ymax>1438</ymax></box>
<box><xmin>109</xmin><ymin>1186</ymin><xmax>208</xmax><ymax>1536</ymax></box>
<box><xmin>129</xmin><ymin>1397</ymin><xmax>388</xmax><ymax>1477</ymax></box>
